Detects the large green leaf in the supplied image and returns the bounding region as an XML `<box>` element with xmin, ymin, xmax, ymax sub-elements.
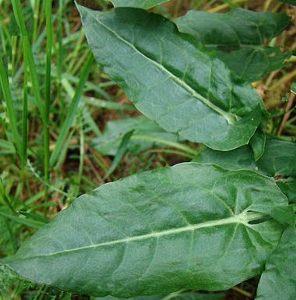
<box><xmin>6</xmin><ymin>163</ymin><xmax>288</xmax><ymax>297</ymax></box>
<box><xmin>111</xmin><ymin>0</ymin><xmax>170</xmax><ymax>9</ymax></box>
<box><xmin>78</xmin><ymin>5</ymin><xmax>263</xmax><ymax>151</ymax></box>
<box><xmin>256</xmin><ymin>226</ymin><xmax>296</xmax><ymax>299</ymax></box>
<box><xmin>176</xmin><ymin>9</ymin><xmax>291</xmax><ymax>82</ymax></box>
<box><xmin>93</xmin><ymin>116</ymin><xmax>180</xmax><ymax>156</ymax></box>
<box><xmin>197</xmin><ymin>137</ymin><xmax>296</xmax><ymax>177</ymax></box>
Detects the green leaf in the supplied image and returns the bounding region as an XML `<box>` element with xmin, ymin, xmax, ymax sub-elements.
<box><xmin>110</xmin><ymin>0</ymin><xmax>170</xmax><ymax>9</ymax></box>
<box><xmin>176</xmin><ymin>9</ymin><xmax>291</xmax><ymax>82</ymax></box>
<box><xmin>78</xmin><ymin>5</ymin><xmax>264</xmax><ymax>151</ymax></box>
<box><xmin>256</xmin><ymin>138</ymin><xmax>296</xmax><ymax>177</ymax></box>
<box><xmin>277</xmin><ymin>179</ymin><xmax>296</xmax><ymax>203</ymax></box>
<box><xmin>176</xmin><ymin>9</ymin><xmax>290</xmax><ymax>49</ymax></box>
<box><xmin>279</xmin><ymin>0</ymin><xmax>296</xmax><ymax>5</ymax></box>
<box><xmin>196</xmin><ymin>138</ymin><xmax>296</xmax><ymax>209</ymax></box>
<box><xmin>93</xmin><ymin>116</ymin><xmax>180</xmax><ymax>156</ymax></box>
<box><xmin>256</xmin><ymin>226</ymin><xmax>296</xmax><ymax>299</ymax></box>
<box><xmin>196</xmin><ymin>145</ymin><xmax>256</xmax><ymax>171</ymax></box>
<box><xmin>270</xmin><ymin>205</ymin><xmax>295</xmax><ymax>226</ymax></box>
<box><xmin>6</xmin><ymin>163</ymin><xmax>288</xmax><ymax>297</ymax></box>
<box><xmin>176</xmin><ymin>8</ymin><xmax>290</xmax><ymax>48</ymax></box>
<box><xmin>196</xmin><ymin>137</ymin><xmax>296</xmax><ymax>177</ymax></box>
<box><xmin>215</xmin><ymin>47</ymin><xmax>290</xmax><ymax>83</ymax></box>
<box><xmin>250</xmin><ymin>130</ymin><xmax>266</xmax><ymax>161</ymax></box>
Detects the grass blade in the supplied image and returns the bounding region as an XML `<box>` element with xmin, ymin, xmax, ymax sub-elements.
<box><xmin>11</xmin><ymin>0</ymin><xmax>52</xmax><ymax>183</ymax></box>
<box><xmin>44</xmin><ymin>0</ymin><xmax>54</xmax><ymax>183</ymax></box>
<box><xmin>0</xmin><ymin>56</ymin><xmax>21</xmax><ymax>156</ymax></box>
<box><xmin>11</xmin><ymin>0</ymin><xmax>45</xmax><ymax>120</ymax></box>
<box><xmin>57</xmin><ymin>0</ymin><xmax>64</xmax><ymax>99</ymax></box>
<box><xmin>21</xmin><ymin>77</ymin><xmax>28</xmax><ymax>170</ymax></box>
<box><xmin>50</xmin><ymin>53</ymin><xmax>94</xmax><ymax>168</ymax></box>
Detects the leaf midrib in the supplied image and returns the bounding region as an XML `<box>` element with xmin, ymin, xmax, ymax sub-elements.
<box><xmin>90</xmin><ymin>11</ymin><xmax>238</xmax><ymax>125</ymax></box>
<box><xmin>16</xmin><ymin>211</ymin><xmax>263</xmax><ymax>260</ymax></box>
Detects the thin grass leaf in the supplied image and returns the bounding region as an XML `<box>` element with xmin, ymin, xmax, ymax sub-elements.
<box><xmin>0</xmin><ymin>56</ymin><xmax>21</xmax><ymax>155</ymax></box>
<box><xmin>57</xmin><ymin>0</ymin><xmax>64</xmax><ymax>97</ymax></box>
<box><xmin>44</xmin><ymin>0</ymin><xmax>54</xmax><ymax>182</ymax></box>
<box><xmin>11</xmin><ymin>0</ymin><xmax>50</xmax><ymax>182</ymax></box>
<box><xmin>21</xmin><ymin>78</ymin><xmax>28</xmax><ymax>170</ymax></box>
<box><xmin>0</xmin><ymin>211</ymin><xmax>44</xmax><ymax>229</ymax></box>
<box><xmin>50</xmin><ymin>52</ymin><xmax>94</xmax><ymax>168</ymax></box>
<box><xmin>11</xmin><ymin>0</ymin><xmax>46</xmax><ymax>122</ymax></box>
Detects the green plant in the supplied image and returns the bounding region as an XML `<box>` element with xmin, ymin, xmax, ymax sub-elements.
<box><xmin>1</xmin><ymin>0</ymin><xmax>295</xmax><ymax>299</ymax></box>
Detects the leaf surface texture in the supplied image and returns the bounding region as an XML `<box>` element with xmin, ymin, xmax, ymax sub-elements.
<box><xmin>78</xmin><ymin>5</ymin><xmax>263</xmax><ymax>150</ymax></box>
<box><xmin>7</xmin><ymin>163</ymin><xmax>288</xmax><ymax>297</ymax></box>
<box><xmin>256</xmin><ymin>227</ymin><xmax>296</xmax><ymax>299</ymax></box>
<box><xmin>176</xmin><ymin>9</ymin><xmax>291</xmax><ymax>82</ymax></box>
<box><xmin>197</xmin><ymin>137</ymin><xmax>296</xmax><ymax>177</ymax></box>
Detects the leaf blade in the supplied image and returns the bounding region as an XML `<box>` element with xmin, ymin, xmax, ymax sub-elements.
<box><xmin>196</xmin><ymin>137</ymin><xmax>296</xmax><ymax>177</ymax></box>
<box><xmin>78</xmin><ymin>5</ymin><xmax>263</xmax><ymax>151</ymax></box>
<box><xmin>176</xmin><ymin>9</ymin><xmax>290</xmax><ymax>47</ymax></box>
<box><xmin>6</xmin><ymin>163</ymin><xmax>288</xmax><ymax>297</ymax></box>
<box><xmin>256</xmin><ymin>226</ymin><xmax>296</xmax><ymax>300</ymax></box>
<box><xmin>279</xmin><ymin>0</ymin><xmax>296</xmax><ymax>5</ymax></box>
<box><xmin>176</xmin><ymin>9</ymin><xmax>291</xmax><ymax>82</ymax></box>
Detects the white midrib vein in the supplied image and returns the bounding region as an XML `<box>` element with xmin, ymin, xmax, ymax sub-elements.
<box><xmin>92</xmin><ymin>14</ymin><xmax>238</xmax><ymax>125</ymax></box>
<box><xmin>21</xmin><ymin>211</ymin><xmax>263</xmax><ymax>259</ymax></box>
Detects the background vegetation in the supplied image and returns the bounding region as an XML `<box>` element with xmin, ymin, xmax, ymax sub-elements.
<box><xmin>0</xmin><ymin>0</ymin><xmax>295</xmax><ymax>299</ymax></box>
